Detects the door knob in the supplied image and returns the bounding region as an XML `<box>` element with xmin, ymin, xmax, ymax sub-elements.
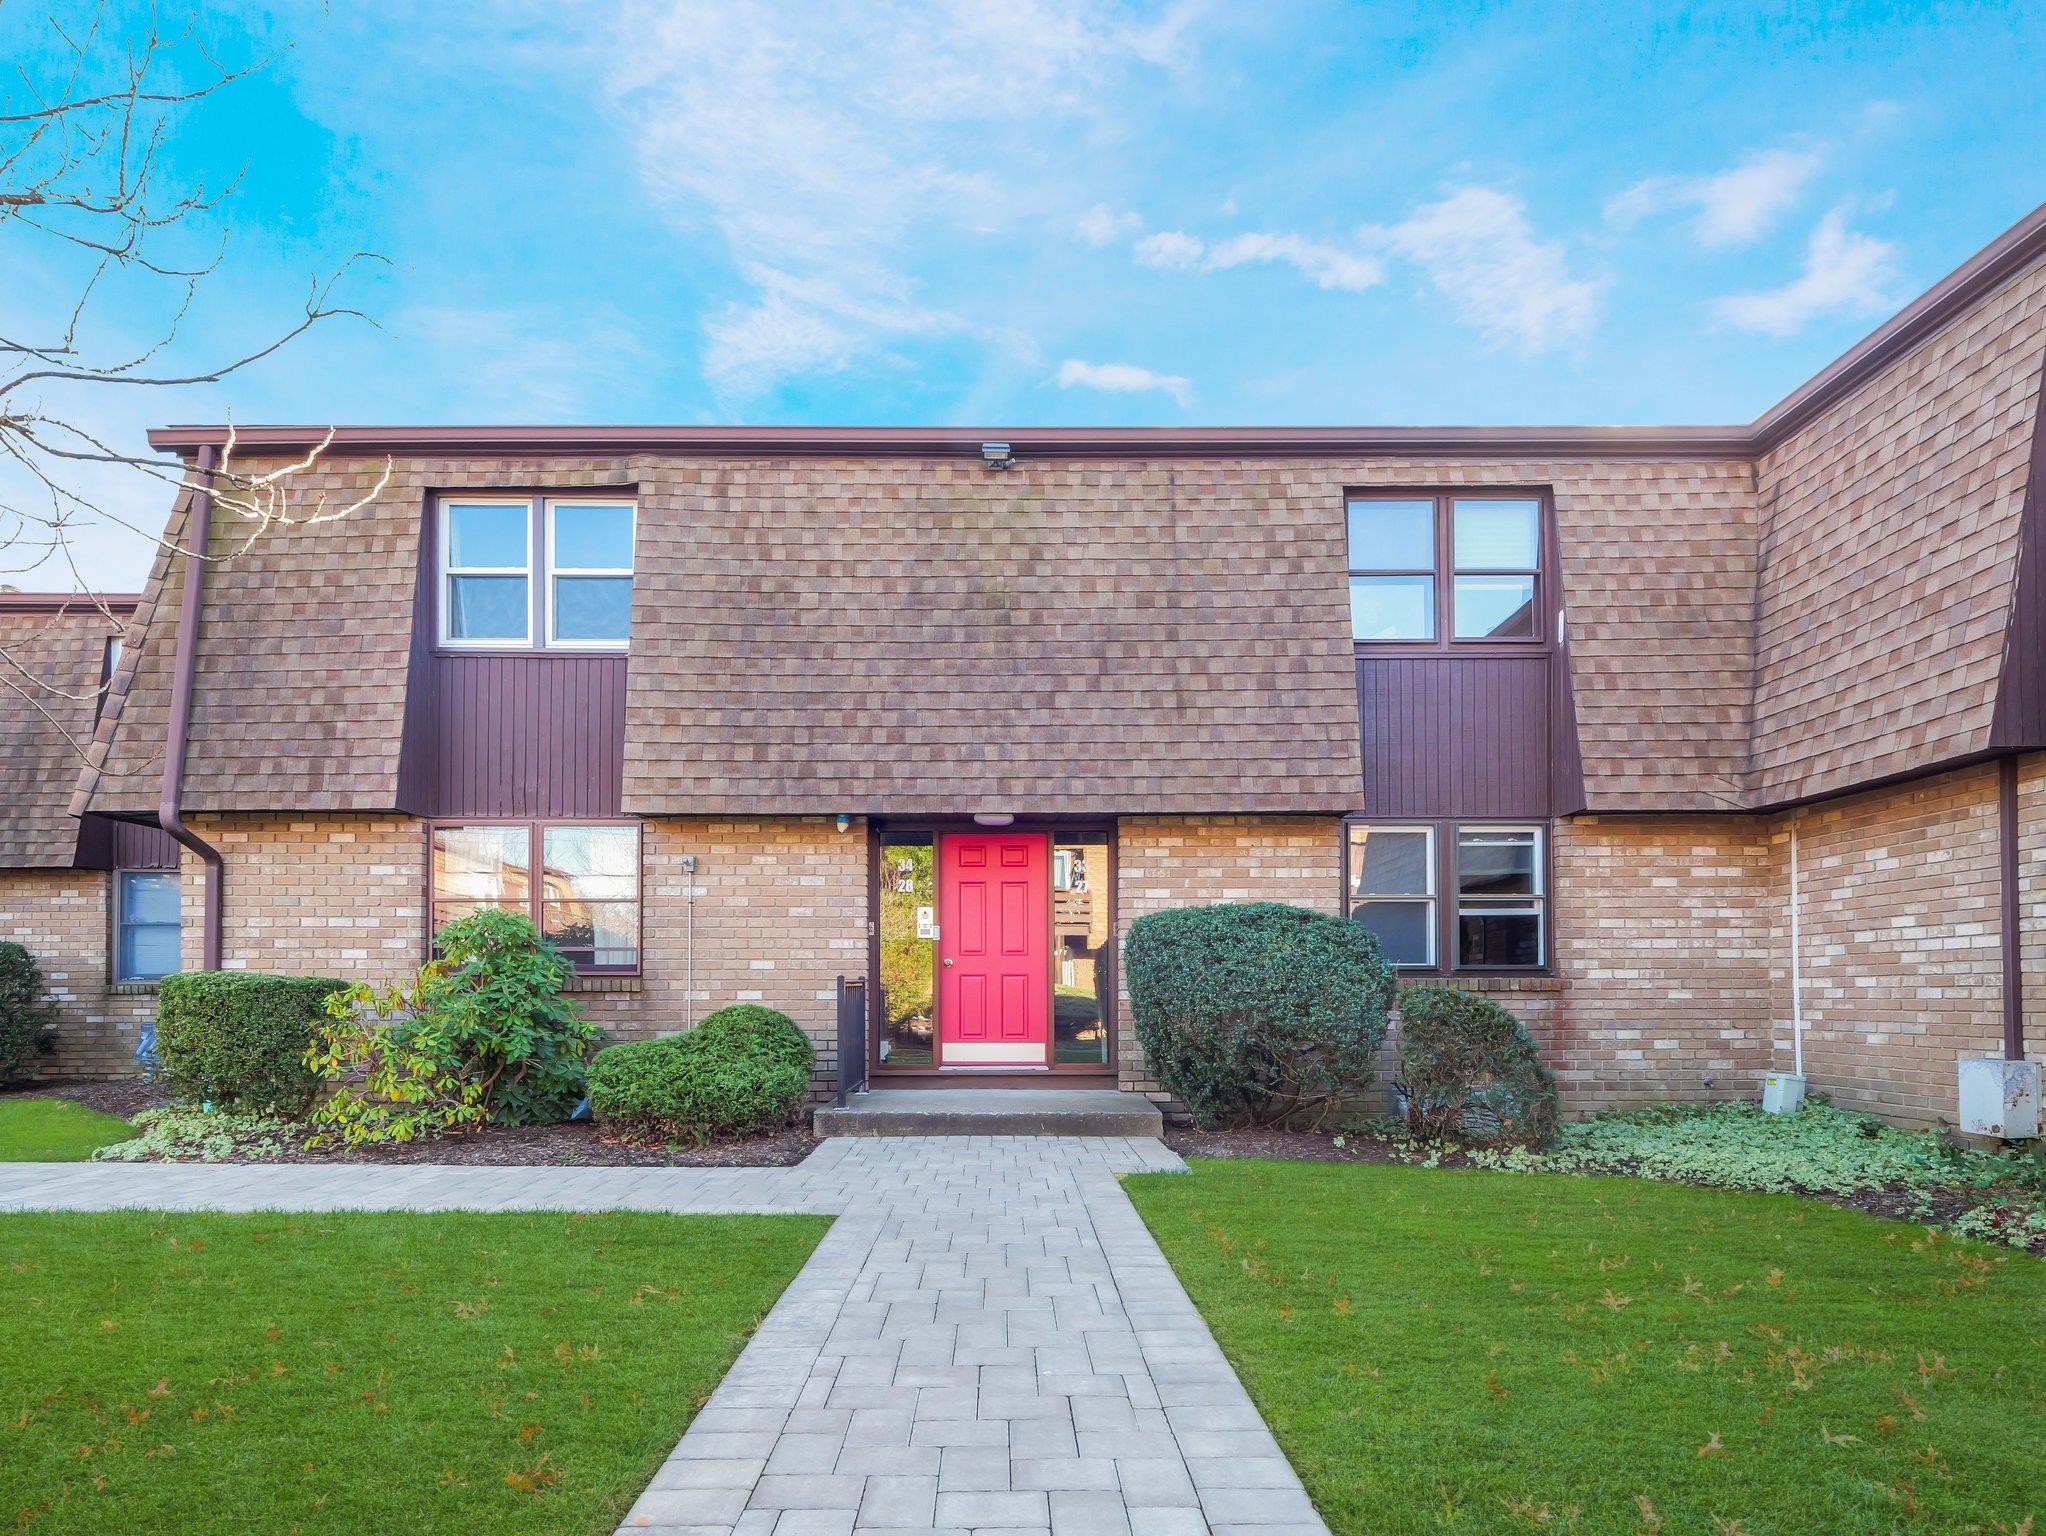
<box><xmin>942</xmin><ymin>958</ymin><xmax>954</xmax><ymax>966</ymax></box>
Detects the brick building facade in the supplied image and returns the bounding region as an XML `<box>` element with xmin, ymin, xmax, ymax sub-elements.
<box><xmin>8</xmin><ymin>201</ymin><xmax>2045</xmax><ymax>1128</ymax></box>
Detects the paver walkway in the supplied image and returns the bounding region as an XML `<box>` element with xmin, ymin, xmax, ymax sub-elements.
<box><xmin>2</xmin><ymin>1137</ymin><xmax>1329</xmax><ymax>1536</ymax></box>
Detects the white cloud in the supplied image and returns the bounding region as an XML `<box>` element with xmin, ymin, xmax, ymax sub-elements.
<box><xmin>1376</xmin><ymin>188</ymin><xmax>1602</xmax><ymax>354</ymax></box>
<box><xmin>1134</xmin><ymin>230</ymin><xmax>1205</xmax><ymax>269</ymax></box>
<box><xmin>1607</xmin><ymin>145</ymin><xmax>1824</xmax><ymax>247</ymax></box>
<box><xmin>1130</xmin><ymin>227</ymin><xmax>1383</xmax><ymax>292</ymax></box>
<box><xmin>1713</xmin><ymin>207</ymin><xmax>1899</xmax><ymax>336</ymax></box>
<box><xmin>1203</xmin><ymin>232</ymin><xmax>1383</xmax><ymax>293</ymax></box>
<box><xmin>1056</xmin><ymin>358</ymin><xmax>1191</xmax><ymax>405</ymax></box>
<box><xmin>1076</xmin><ymin>203</ymin><xmax>1142</xmax><ymax>247</ymax></box>
<box><xmin>598</xmin><ymin>0</ymin><xmax>1199</xmax><ymax>397</ymax></box>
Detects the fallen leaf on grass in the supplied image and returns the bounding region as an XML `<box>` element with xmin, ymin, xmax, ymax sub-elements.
<box><xmin>1819</xmin><ymin>1425</ymin><xmax>1859</xmax><ymax>1447</ymax></box>
<box><xmin>1697</xmin><ymin>1431</ymin><xmax>1725</xmax><ymax>1458</ymax></box>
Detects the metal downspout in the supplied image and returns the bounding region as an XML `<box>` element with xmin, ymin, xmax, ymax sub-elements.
<box><xmin>2001</xmin><ymin>755</ymin><xmax>2025</xmax><ymax>1061</ymax></box>
<box><xmin>159</xmin><ymin>444</ymin><xmax>224</xmax><ymax>969</ymax></box>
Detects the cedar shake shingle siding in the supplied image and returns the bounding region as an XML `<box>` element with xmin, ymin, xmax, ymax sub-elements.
<box><xmin>622</xmin><ymin>457</ymin><xmax>1364</xmax><ymax>815</ymax></box>
<box><xmin>0</xmin><ymin>603</ymin><xmax>129</xmax><ymax>867</ymax></box>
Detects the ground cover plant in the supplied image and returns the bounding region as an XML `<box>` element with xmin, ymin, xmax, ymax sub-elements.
<box><xmin>0</xmin><ymin>1098</ymin><xmax>132</xmax><ymax>1161</ymax></box>
<box><xmin>0</xmin><ymin>1209</ymin><xmax>826</xmax><ymax>1536</ymax></box>
<box><xmin>1127</xmin><ymin>1158</ymin><xmax>2046</xmax><ymax>1536</ymax></box>
<box><xmin>1411</xmin><ymin>1101</ymin><xmax>2046</xmax><ymax>1251</ymax></box>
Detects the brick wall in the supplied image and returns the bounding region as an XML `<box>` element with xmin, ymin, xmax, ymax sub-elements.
<box><xmin>1547</xmin><ymin>815</ymin><xmax>1777</xmax><ymax>1111</ymax></box>
<box><xmin>1114</xmin><ymin>815</ymin><xmax>1344</xmax><ymax>1099</ymax></box>
<box><xmin>0</xmin><ymin>869</ymin><xmax>156</xmax><ymax>1077</ymax></box>
<box><xmin>179</xmin><ymin>812</ymin><xmax>867</xmax><ymax>1092</ymax></box>
<box><xmin>1775</xmin><ymin>765</ymin><xmax>2005</xmax><ymax>1126</ymax></box>
<box><xmin>184</xmin><ymin>815</ymin><xmax>425</xmax><ymax>983</ymax></box>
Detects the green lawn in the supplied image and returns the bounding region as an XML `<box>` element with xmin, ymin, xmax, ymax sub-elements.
<box><xmin>1126</xmin><ymin>1159</ymin><xmax>2046</xmax><ymax>1536</ymax></box>
<box><xmin>0</xmin><ymin>1098</ymin><xmax>134</xmax><ymax>1161</ymax></box>
<box><xmin>1</xmin><ymin>1210</ymin><xmax>827</xmax><ymax>1535</ymax></box>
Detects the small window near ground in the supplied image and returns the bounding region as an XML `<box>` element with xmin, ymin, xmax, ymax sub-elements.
<box><xmin>115</xmin><ymin>870</ymin><xmax>180</xmax><ymax>982</ymax></box>
<box><xmin>1347</xmin><ymin>823</ymin><xmax>1435</xmax><ymax>967</ymax></box>
<box><xmin>429</xmin><ymin>822</ymin><xmax>640</xmax><ymax>974</ymax></box>
<box><xmin>1455</xmin><ymin>825</ymin><xmax>1544</xmax><ymax>967</ymax></box>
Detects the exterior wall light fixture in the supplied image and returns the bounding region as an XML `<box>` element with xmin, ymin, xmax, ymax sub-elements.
<box><xmin>980</xmin><ymin>442</ymin><xmax>1013</xmax><ymax>470</ymax></box>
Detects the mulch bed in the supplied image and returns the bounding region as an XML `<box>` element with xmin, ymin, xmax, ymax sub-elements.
<box><xmin>3</xmin><ymin>1080</ymin><xmax>819</xmax><ymax>1167</ymax></box>
<box><xmin>1166</xmin><ymin>1125</ymin><xmax>2045</xmax><ymax>1255</ymax></box>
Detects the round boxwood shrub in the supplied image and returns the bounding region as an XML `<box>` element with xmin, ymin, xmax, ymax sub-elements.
<box><xmin>0</xmin><ymin>941</ymin><xmax>56</xmax><ymax>1084</ymax></box>
<box><xmin>156</xmin><ymin>971</ymin><xmax>348</xmax><ymax>1114</ymax></box>
<box><xmin>587</xmin><ymin>1005</ymin><xmax>814</xmax><ymax>1145</ymax></box>
<box><xmin>1124</xmin><ymin>902</ymin><xmax>1395</xmax><ymax>1129</ymax></box>
<box><xmin>1396</xmin><ymin>984</ymin><xmax>1558</xmax><ymax>1147</ymax></box>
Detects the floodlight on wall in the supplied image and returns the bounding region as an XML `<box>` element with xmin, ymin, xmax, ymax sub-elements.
<box><xmin>980</xmin><ymin>441</ymin><xmax>1014</xmax><ymax>470</ymax></box>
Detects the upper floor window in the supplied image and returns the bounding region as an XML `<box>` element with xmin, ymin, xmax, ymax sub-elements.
<box><xmin>1346</xmin><ymin>493</ymin><xmax>1544</xmax><ymax>645</ymax></box>
<box><xmin>437</xmin><ymin>496</ymin><xmax>636</xmax><ymax>651</ymax></box>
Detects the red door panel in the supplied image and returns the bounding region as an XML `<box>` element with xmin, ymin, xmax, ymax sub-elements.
<box><xmin>939</xmin><ymin>832</ymin><xmax>1049</xmax><ymax>1065</ymax></box>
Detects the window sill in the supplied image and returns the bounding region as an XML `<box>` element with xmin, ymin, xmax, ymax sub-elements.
<box><xmin>1396</xmin><ymin>972</ymin><xmax>1561</xmax><ymax>994</ymax></box>
<box><xmin>568</xmin><ymin>974</ymin><xmax>643</xmax><ymax>994</ymax></box>
<box><xmin>109</xmin><ymin>981</ymin><xmax>161</xmax><ymax>996</ymax></box>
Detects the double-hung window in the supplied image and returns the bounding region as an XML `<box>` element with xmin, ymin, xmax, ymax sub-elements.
<box><xmin>114</xmin><ymin>869</ymin><xmax>181</xmax><ymax>982</ymax></box>
<box><xmin>1455</xmin><ymin>826</ymin><xmax>1545</xmax><ymax>967</ymax></box>
<box><xmin>1346</xmin><ymin>493</ymin><xmax>1544</xmax><ymax>645</ymax></box>
<box><xmin>429</xmin><ymin>822</ymin><xmax>642</xmax><ymax>973</ymax></box>
<box><xmin>1347</xmin><ymin>823</ymin><xmax>1436</xmax><ymax>967</ymax></box>
<box><xmin>438</xmin><ymin>496</ymin><xmax>635</xmax><ymax>650</ymax></box>
<box><xmin>1346</xmin><ymin>822</ymin><xmax>1547</xmax><ymax>972</ymax></box>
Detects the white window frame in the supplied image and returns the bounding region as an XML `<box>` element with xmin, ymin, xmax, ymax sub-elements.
<box><xmin>438</xmin><ymin>497</ymin><xmax>534</xmax><ymax>650</ymax></box>
<box><xmin>1347</xmin><ymin>821</ymin><xmax>1437</xmax><ymax>969</ymax></box>
<box><xmin>543</xmin><ymin>498</ymin><xmax>636</xmax><ymax>651</ymax></box>
<box><xmin>1453</xmin><ymin>823</ymin><xmax>1546</xmax><ymax>969</ymax></box>
<box><xmin>113</xmin><ymin>868</ymin><xmax>181</xmax><ymax>984</ymax></box>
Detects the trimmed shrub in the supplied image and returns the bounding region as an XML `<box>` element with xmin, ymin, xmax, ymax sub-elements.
<box><xmin>1124</xmin><ymin>902</ymin><xmax>1395</xmax><ymax>1128</ymax></box>
<box><xmin>587</xmin><ymin>1006</ymin><xmax>813</xmax><ymax>1145</ymax></box>
<box><xmin>0</xmin><ymin>941</ymin><xmax>56</xmax><ymax>1083</ymax></box>
<box><xmin>156</xmin><ymin>971</ymin><xmax>346</xmax><ymax>1113</ymax></box>
<box><xmin>423</xmin><ymin>908</ymin><xmax>599</xmax><ymax>1124</ymax></box>
<box><xmin>689</xmin><ymin>1004</ymin><xmax>814</xmax><ymax>1074</ymax></box>
<box><xmin>1396</xmin><ymin>985</ymin><xmax>1558</xmax><ymax>1147</ymax></box>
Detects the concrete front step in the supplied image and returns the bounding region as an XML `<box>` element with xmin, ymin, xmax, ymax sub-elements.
<box><xmin>814</xmin><ymin>1087</ymin><xmax>1164</xmax><ymax>1138</ymax></box>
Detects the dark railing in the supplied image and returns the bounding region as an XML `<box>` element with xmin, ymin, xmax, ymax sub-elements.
<box><xmin>834</xmin><ymin>975</ymin><xmax>868</xmax><ymax>1107</ymax></box>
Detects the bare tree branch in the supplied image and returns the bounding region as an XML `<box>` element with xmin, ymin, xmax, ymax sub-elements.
<box><xmin>0</xmin><ymin>3</ymin><xmax>390</xmax><ymax>767</ymax></box>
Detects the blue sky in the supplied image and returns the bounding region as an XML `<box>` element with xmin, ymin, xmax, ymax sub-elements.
<box><xmin>5</xmin><ymin>0</ymin><xmax>2044</xmax><ymax>586</ymax></box>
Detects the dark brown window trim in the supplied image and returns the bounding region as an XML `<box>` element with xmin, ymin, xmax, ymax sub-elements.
<box><xmin>423</xmin><ymin>816</ymin><xmax>645</xmax><ymax>977</ymax></box>
<box><xmin>429</xmin><ymin>490</ymin><xmax>637</xmax><ymax>659</ymax></box>
<box><xmin>1341</xmin><ymin>815</ymin><xmax>1554</xmax><ymax>978</ymax></box>
<box><xmin>1347</xmin><ymin>487</ymin><xmax>1556</xmax><ymax>655</ymax></box>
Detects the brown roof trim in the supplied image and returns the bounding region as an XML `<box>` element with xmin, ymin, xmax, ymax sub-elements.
<box><xmin>0</xmin><ymin>592</ymin><xmax>140</xmax><ymax>614</ymax></box>
<box><xmin>145</xmin><ymin>422</ymin><xmax>1754</xmax><ymax>460</ymax></box>
<box><xmin>143</xmin><ymin>198</ymin><xmax>2046</xmax><ymax>466</ymax></box>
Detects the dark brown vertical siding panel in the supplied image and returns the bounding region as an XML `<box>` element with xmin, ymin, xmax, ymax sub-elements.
<box><xmin>420</xmin><ymin>654</ymin><xmax>627</xmax><ymax>819</ymax></box>
<box><xmin>1990</xmin><ymin>353</ymin><xmax>2046</xmax><ymax>750</ymax></box>
<box><xmin>1357</xmin><ymin>653</ymin><xmax>1552</xmax><ymax>820</ymax></box>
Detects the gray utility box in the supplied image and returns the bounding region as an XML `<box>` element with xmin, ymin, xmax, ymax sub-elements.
<box><xmin>1957</xmin><ymin>1057</ymin><xmax>2041</xmax><ymax>1139</ymax></box>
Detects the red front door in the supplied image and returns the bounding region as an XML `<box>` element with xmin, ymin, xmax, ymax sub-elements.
<box><xmin>938</xmin><ymin>832</ymin><xmax>1051</xmax><ymax>1067</ymax></box>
